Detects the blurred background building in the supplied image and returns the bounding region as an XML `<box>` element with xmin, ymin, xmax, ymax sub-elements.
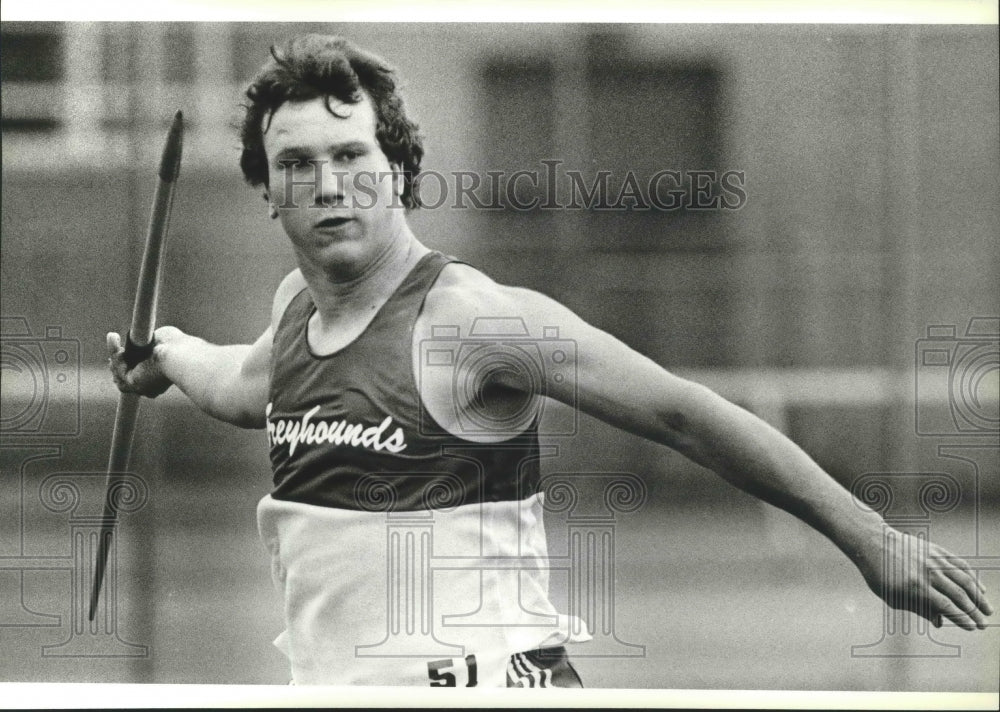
<box><xmin>1</xmin><ymin>22</ymin><xmax>997</xmax><ymax>690</ymax></box>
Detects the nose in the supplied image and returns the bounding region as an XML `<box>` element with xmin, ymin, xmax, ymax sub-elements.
<box><xmin>315</xmin><ymin>164</ymin><xmax>347</xmax><ymax>208</ymax></box>
<box><xmin>274</xmin><ymin>160</ymin><xmax>346</xmax><ymax>209</ymax></box>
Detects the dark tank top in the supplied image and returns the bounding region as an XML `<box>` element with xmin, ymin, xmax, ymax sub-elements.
<box><xmin>266</xmin><ymin>251</ymin><xmax>542</xmax><ymax>511</ymax></box>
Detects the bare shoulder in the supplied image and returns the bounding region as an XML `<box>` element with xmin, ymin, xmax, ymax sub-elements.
<box><xmin>415</xmin><ymin>262</ymin><xmax>583</xmax><ymax>441</ymax></box>
<box><xmin>270</xmin><ymin>268</ymin><xmax>308</xmax><ymax>329</ymax></box>
<box><xmin>422</xmin><ymin>262</ymin><xmax>569</xmax><ymax>329</ymax></box>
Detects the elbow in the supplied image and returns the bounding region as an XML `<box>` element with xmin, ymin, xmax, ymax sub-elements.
<box><xmin>229</xmin><ymin>401</ymin><xmax>267</xmax><ymax>429</ymax></box>
<box><xmin>653</xmin><ymin>380</ymin><xmax>720</xmax><ymax>457</ymax></box>
<box><xmin>656</xmin><ymin>406</ymin><xmax>688</xmax><ymax>443</ymax></box>
<box><xmin>233</xmin><ymin>414</ymin><xmax>266</xmax><ymax>430</ymax></box>
<box><xmin>205</xmin><ymin>393</ymin><xmax>265</xmax><ymax>430</ymax></box>
<box><xmin>652</xmin><ymin>402</ymin><xmax>696</xmax><ymax>454</ymax></box>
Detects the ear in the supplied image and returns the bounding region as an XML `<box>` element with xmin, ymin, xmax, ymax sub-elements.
<box><xmin>390</xmin><ymin>163</ymin><xmax>404</xmax><ymax>198</ymax></box>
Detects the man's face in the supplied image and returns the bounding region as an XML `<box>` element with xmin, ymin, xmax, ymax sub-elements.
<box><xmin>263</xmin><ymin>93</ymin><xmax>404</xmax><ymax>272</ymax></box>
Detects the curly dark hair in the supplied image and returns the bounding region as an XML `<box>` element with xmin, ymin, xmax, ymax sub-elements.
<box><xmin>239</xmin><ymin>34</ymin><xmax>423</xmax><ymax>209</ymax></box>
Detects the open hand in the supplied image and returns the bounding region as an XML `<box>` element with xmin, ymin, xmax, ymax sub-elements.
<box><xmin>857</xmin><ymin>526</ymin><xmax>993</xmax><ymax>630</ymax></box>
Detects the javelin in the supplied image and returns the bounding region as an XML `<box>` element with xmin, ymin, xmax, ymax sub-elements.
<box><xmin>88</xmin><ymin>111</ymin><xmax>184</xmax><ymax>621</ymax></box>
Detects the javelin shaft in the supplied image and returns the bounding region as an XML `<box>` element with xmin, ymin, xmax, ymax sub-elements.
<box><xmin>89</xmin><ymin>111</ymin><xmax>184</xmax><ymax>622</ymax></box>
<box><xmin>129</xmin><ymin>113</ymin><xmax>184</xmax><ymax>346</ymax></box>
<box><xmin>89</xmin><ymin>392</ymin><xmax>141</xmax><ymax>621</ymax></box>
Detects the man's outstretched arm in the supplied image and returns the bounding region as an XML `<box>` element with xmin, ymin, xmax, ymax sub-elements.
<box><xmin>625</xmin><ymin>375</ymin><xmax>993</xmax><ymax>631</ymax></box>
<box><xmin>543</xmin><ymin>292</ymin><xmax>993</xmax><ymax>630</ymax></box>
<box><xmin>432</xmin><ymin>270</ymin><xmax>994</xmax><ymax>631</ymax></box>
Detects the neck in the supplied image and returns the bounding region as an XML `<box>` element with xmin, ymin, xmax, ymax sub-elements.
<box><xmin>298</xmin><ymin>224</ymin><xmax>429</xmax><ymax>323</ymax></box>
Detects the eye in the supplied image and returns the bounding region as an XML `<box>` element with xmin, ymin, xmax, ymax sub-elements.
<box><xmin>335</xmin><ymin>149</ymin><xmax>362</xmax><ymax>163</ymax></box>
<box><xmin>275</xmin><ymin>156</ymin><xmax>311</xmax><ymax>170</ymax></box>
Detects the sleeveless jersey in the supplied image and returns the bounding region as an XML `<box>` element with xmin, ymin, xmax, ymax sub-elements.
<box><xmin>257</xmin><ymin>251</ymin><xmax>590</xmax><ymax>685</ymax></box>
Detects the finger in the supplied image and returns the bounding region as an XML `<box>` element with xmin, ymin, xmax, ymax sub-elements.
<box><xmin>122</xmin><ymin>359</ymin><xmax>146</xmax><ymax>387</ymax></box>
<box><xmin>932</xmin><ymin>570</ymin><xmax>989</xmax><ymax>628</ymax></box>
<box><xmin>106</xmin><ymin>331</ymin><xmax>122</xmax><ymax>356</ymax></box>
<box><xmin>939</xmin><ymin>562</ymin><xmax>994</xmax><ymax>618</ymax></box>
<box><xmin>929</xmin><ymin>586</ymin><xmax>981</xmax><ymax>631</ymax></box>
<box><xmin>932</xmin><ymin>547</ymin><xmax>994</xmax><ymax>616</ymax></box>
<box><xmin>935</xmin><ymin>550</ymin><xmax>988</xmax><ymax>597</ymax></box>
<box><xmin>109</xmin><ymin>361</ymin><xmax>128</xmax><ymax>387</ymax></box>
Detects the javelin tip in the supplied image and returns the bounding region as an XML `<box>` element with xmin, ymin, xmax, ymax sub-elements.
<box><xmin>158</xmin><ymin>111</ymin><xmax>185</xmax><ymax>183</ymax></box>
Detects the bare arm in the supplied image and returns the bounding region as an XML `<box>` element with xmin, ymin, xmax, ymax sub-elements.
<box><xmin>426</xmin><ymin>267</ymin><xmax>994</xmax><ymax>630</ymax></box>
<box><xmin>107</xmin><ymin>269</ymin><xmax>306</xmax><ymax>429</ymax></box>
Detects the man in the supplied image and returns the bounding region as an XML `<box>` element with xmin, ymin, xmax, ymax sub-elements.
<box><xmin>107</xmin><ymin>34</ymin><xmax>993</xmax><ymax>687</ymax></box>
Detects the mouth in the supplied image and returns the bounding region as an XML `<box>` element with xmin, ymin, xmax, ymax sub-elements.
<box><xmin>314</xmin><ymin>216</ymin><xmax>354</xmax><ymax>229</ymax></box>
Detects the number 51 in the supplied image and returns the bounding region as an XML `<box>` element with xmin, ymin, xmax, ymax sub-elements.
<box><xmin>427</xmin><ymin>655</ymin><xmax>478</xmax><ymax>687</ymax></box>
